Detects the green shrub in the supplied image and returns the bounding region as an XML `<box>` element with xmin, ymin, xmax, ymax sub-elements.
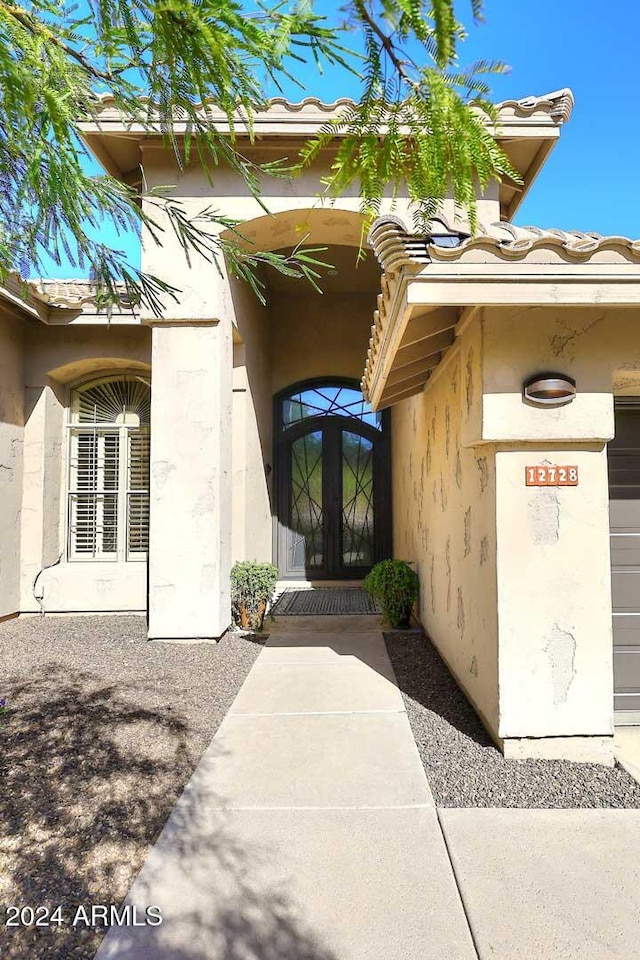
<box><xmin>231</xmin><ymin>561</ymin><xmax>278</xmax><ymax>631</ymax></box>
<box><xmin>363</xmin><ymin>559</ymin><xmax>418</xmax><ymax>628</ymax></box>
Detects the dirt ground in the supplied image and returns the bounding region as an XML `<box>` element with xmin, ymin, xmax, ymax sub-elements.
<box><xmin>0</xmin><ymin>615</ymin><xmax>263</xmax><ymax>960</ymax></box>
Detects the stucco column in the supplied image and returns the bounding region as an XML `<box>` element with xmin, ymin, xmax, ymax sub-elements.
<box><xmin>494</xmin><ymin>443</ymin><xmax>614</xmax><ymax>763</ymax></box>
<box><xmin>147</xmin><ymin>319</ymin><xmax>233</xmax><ymax>640</ymax></box>
<box><xmin>460</xmin><ymin>306</ymin><xmax>616</xmax><ymax>764</ymax></box>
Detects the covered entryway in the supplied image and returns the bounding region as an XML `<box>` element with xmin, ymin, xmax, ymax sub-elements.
<box><xmin>609</xmin><ymin>398</ymin><xmax>640</xmax><ymax>721</ymax></box>
<box><xmin>274</xmin><ymin>379</ymin><xmax>391</xmax><ymax>579</ymax></box>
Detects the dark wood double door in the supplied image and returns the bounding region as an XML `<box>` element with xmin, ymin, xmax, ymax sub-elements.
<box><xmin>275</xmin><ymin>404</ymin><xmax>390</xmax><ymax>580</ymax></box>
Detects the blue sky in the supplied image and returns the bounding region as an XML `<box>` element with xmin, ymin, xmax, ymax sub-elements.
<box><xmin>44</xmin><ymin>0</ymin><xmax>640</xmax><ymax>277</ymax></box>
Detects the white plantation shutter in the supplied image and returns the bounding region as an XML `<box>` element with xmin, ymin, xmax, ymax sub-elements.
<box><xmin>69</xmin><ymin>431</ymin><xmax>120</xmax><ymax>558</ymax></box>
<box><xmin>127</xmin><ymin>431</ymin><xmax>150</xmax><ymax>556</ymax></box>
<box><xmin>75</xmin><ymin>378</ymin><xmax>151</xmax><ymax>425</ymax></box>
<box><xmin>68</xmin><ymin>377</ymin><xmax>150</xmax><ymax>561</ymax></box>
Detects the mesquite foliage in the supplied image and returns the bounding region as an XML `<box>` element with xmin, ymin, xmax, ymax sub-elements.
<box><xmin>0</xmin><ymin>0</ymin><xmax>519</xmax><ymax>312</ymax></box>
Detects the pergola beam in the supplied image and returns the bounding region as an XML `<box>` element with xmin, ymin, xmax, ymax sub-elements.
<box><xmin>399</xmin><ymin>307</ymin><xmax>459</xmax><ymax>349</ymax></box>
<box><xmin>394</xmin><ymin>328</ymin><xmax>455</xmax><ymax>369</ymax></box>
<box><xmin>378</xmin><ymin>381</ymin><xmax>428</xmax><ymax>408</ymax></box>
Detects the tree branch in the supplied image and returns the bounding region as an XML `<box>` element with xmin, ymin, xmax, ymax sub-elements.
<box><xmin>1</xmin><ymin>1</ymin><xmax>117</xmax><ymax>83</ymax></box>
<box><xmin>352</xmin><ymin>0</ymin><xmax>420</xmax><ymax>89</ymax></box>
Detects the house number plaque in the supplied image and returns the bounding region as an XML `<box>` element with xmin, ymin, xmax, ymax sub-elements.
<box><xmin>525</xmin><ymin>465</ymin><xmax>578</xmax><ymax>486</ymax></box>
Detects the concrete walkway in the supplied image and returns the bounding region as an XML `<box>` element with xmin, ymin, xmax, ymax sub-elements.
<box><xmin>95</xmin><ymin>615</ymin><xmax>476</xmax><ymax>959</ymax></box>
<box><xmin>95</xmin><ymin>615</ymin><xmax>640</xmax><ymax>960</ymax></box>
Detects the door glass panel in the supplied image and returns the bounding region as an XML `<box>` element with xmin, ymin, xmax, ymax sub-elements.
<box><xmin>342</xmin><ymin>431</ymin><xmax>374</xmax><ymax>567</ymax></box>
<box><xmin>283</xmin><ymin>384</ymin><xmax>382</xmax><ymax>430</ymax></box>
<box><xmin>290</xmin><ymin>431</ymin><xmax>323</xmax><ymax>570</ymax></box>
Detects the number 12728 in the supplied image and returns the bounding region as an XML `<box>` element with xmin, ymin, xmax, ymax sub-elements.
<box><xmin>525</xmin><ymin>465</ymin><xmax>578</xmax><ymax>486</ymax></box>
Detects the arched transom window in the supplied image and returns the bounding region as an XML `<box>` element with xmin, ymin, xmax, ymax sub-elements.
<box><xmin>68</xmin><ymin>376</ymin><xmax>150</xmax><ymax>560</ymax></box>
<box><xmin>281</xmin><ymin>383</ymin><xmax>382</xmax><ymax>431</ymax></box>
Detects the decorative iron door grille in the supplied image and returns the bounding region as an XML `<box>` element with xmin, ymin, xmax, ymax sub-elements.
<box><xmin>275</xmin><ymin>379</ymin><xmax>391</xmax><ymax>579</ymax></box>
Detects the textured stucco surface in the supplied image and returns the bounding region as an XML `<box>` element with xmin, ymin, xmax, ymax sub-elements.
<box><xmin>24</xmin><ymin>323</ymin><xmax>151</xmax><ymax>387</ymax></box>
<box><xmin>19</xmin><ymin>383</ymin><xmax>65</xmax><ymax>612</ymax></box>
<box><xmin>138</xmin><ymin>148</ymin><xmax>501</xmax><ymax>321</ymax></box>
<box><xmin>392</xmin><ymin>304</ymin><xmax>640</xmax><ymax>758</ymax></box>
<box><xmin>19</xmin><ymin>323</ymin><xmax>151</xmax><ymax>614</ymax></box>
<box><xmin>478</xmin><ymin>305</ymin><xmax>640</xmax><ymax>444</ymax></box>
<box><xmin>269</xmin><ymin>289</ymin><xmax>376</xmax><ymax>396</ymax></box>
<box><xmin>231</xmin><ymin>277</ymin><xmax>273</xmax><ymax>565</ymax></box>
<box><xmin>391</xmin><ymin>334</ymin><xmax>499</xmax><ymax>733</ymax></box>
<box><xmin>495</xmin><ymin>444</ymin><xmax>614</xmax><ymax>741</ymax></box>
<box><xmin>478</xmin><ymin>306</ymin><xmax>639</xmax><ymax>753</ymax></box>
<box><xmin>0</xmin><ymin>310</ymin><xmax>25</xmax><ymax>618</ymax></box>
<box><xmin>148</xmin><ymin>322</ymin><xmax>233</xmax><ymax>639</ymax></box>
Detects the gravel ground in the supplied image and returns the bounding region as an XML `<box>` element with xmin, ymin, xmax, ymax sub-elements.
<box><xmin>385</xmin><ymin>629</ymin><xmax>640</xmax><ymax>808</ymax></box>
<box><xmin>0</xmin><ymin>615</ymin><xmax>264</xmax><ymax>960</ymax></box>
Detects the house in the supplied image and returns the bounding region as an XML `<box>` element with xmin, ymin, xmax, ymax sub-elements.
<box><xmin>2</xmin><ymin>88</ymin><xmax>639</xmax><ymax>765</ymax></box>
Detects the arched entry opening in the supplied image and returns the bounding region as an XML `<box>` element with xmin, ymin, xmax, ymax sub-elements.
<box><xmin>274</xmin><ymin>378</ymin><xmax>391</xmax><ymax>579</ymax></box>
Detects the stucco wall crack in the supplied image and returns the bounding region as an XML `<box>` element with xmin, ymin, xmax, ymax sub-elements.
<box><xmin>464</xmin><ymin>507</ymin><xmax>472</xmax><ymax>557</ymax></box>
<box><xmin>457</xmin><ymin>586</ymin><xmax>465</xmax><ymax>637</ymax></box>
<box><xmin>465</xmin><ymin>347</ymin><xmax>474</xmax><ymax>413</ymax></box>
<box><xmin>445</xmin><ymin>404</ymin><xmax>451</xmax><ymax>457</ymax></box>
<box><xmin>480</xmin><ymin>535</ymin><xmax>489</xmax><ymax>565</ymax></box>
<box><xmin>476</xmin><ymin>456</ymin><xmax>488</xmax><ymax>494</ymax></box>
<box><xmin>455</xmin><ymin>450</ymin><xmax>462</xmax><ymax>489</ymax></box>
<box><xmin>440</xmin><ymin>473</ymin><xmax>447</xmax><ymax>511</ymax></box>
<box><xmin>549</xmin><ymin>313</ymin><xmax>605</xmax><ymax>359</ymax></box>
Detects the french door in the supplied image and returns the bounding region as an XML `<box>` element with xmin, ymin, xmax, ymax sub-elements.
<box><xmin>275</xmin><ymin>380</ymin><xmax>390</xmax><ymax>580</ymax></box>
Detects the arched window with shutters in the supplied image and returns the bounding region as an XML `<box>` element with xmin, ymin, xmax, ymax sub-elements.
<box><xmin>67</xmin><ymin>376</ymin><xmax>151</xmax><ymax>560</ymax></box>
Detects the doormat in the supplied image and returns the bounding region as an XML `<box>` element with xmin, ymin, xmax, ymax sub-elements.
<box><xmin>271</xmin><ymin>588</ymin><xmax>381</xmax><ymax>616</ymax></box>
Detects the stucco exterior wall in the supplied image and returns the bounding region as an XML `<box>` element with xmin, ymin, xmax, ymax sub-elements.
<box><xmin>392</xmin><ymin>336</ymin><xmax>499</xmax><ymax>732</ymax></box>
<box><xmin>391</xmin><ymin>304</ymin><xmax>640</xmax><ymax>758</ymax></box>
<box><xmin>494</xmin><ymin>444</ymin><xmax>613</xmax><ymax>741</ymax></box>
<box><xmin>477</xmin><ymin>305</ymin><xmax>640</xmax><ymax>441</ymax></box>
<box><xmin>148</xmin><ymin>320</ymin><xmax>233</xmax><ymax>639</ymax></box>
<box><xmin>0</xmin><ymin>309</ymin><xmax>25</xmax><ymax>619</ymax></box>
<box><xmin>231</xmin><ymin>276</ymin><xmax>273</xmax><ymax>564</ymax></box>
<box><xmin>139</xmin><ymin>148</ymin><xmax>500</xmax><ymax>322</ymax></box>
<box><xmin>475</xmin><ymin>305</ymin><xmax>640</xmax><ymax>758</ymax></box>
<box><xmin>20</xmin><ymin>382</ymin><xmax>65</xmax><ymax>612</ymax></box>
<box><xmin>20</xmin><ymin>323</ymin><xmax>151</xmax><ymax>613</ymax></box>
<box><xmin>270</xmin><ymin>290</ymin><xmax>374</xmax><ymax>394</ymax></box>
<box><xmin>24</xmin><ymin>323</ymin><xmax>152</xmax><ymax>386</ymax></box>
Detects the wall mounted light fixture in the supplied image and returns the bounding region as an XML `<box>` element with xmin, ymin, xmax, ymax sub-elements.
<box><xmin>522</xmin><ymin>372</ymin><xmax>576</xmax><ymax>407</ymax></box>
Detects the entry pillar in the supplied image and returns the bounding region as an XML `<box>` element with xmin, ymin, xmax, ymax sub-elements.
<box><xmin>494</xmin><ymin>443</ymin><xmax>615</xmax><ymax>763</ymax></box>
<box><xmin>147</xmin><ymin>319</ymin><xmax>233</xmax><ymax>640</ymax></box>
<box><xmin>461</xmin><ymin>306</ymin><xmax>617</xmax><ymax>764</ymax></box>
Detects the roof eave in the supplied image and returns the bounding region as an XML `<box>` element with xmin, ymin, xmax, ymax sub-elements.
<box><xmin>79</xmin><ymin>89</ymin><xmax>575</xmax><ymax>184</ymax></box>
<box><xmin>363</xmin><ymin>213</ymin><xmax>640</xmax><ymax>409</ymax></box>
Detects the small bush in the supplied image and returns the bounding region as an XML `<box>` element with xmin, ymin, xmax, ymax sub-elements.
<box><xmin>363</xmin><ymin>559</ymin><xmax>418</xmax><ymax>628</ymax></box>
<box><xmin>231</xmin><ymin>561</ymin><xmax>278</xmax><ymax>631</ymax></box>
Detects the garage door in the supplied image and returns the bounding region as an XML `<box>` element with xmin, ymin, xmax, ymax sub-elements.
<box><xmin>609</xmin><ymin>399</ymin><xmax>640</xmax><ymax>719</ymax></box>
